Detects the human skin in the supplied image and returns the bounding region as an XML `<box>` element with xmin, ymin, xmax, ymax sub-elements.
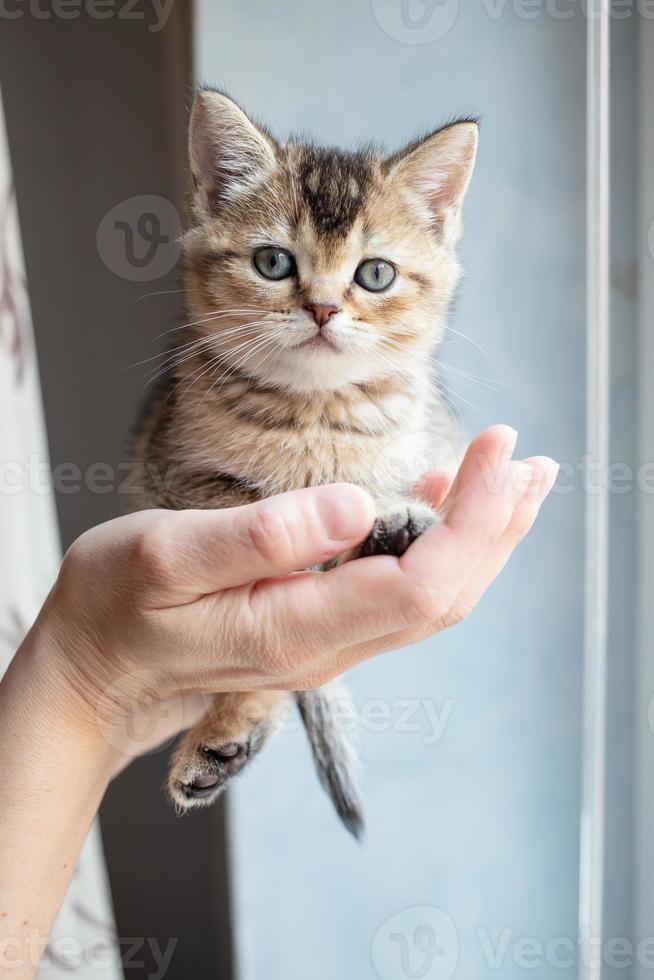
<box><xmin>0</xmin><ymin>425</ymin><xmax>557</xmax><ymax>978</ymax></box>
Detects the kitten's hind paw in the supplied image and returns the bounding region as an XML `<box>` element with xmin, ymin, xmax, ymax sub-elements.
<box><xmin>360</xmin><ymin>504</ymin><xmax>438</xmax><ymax>558</ymax></box>
<box><xmin>169</xmin><ymin>726</ymin><xmax>269</xmax><ymax>809</ymax></box>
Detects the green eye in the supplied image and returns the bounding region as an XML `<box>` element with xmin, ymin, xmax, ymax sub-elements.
<box><xmin>253</xmin><ymin>246</ymin><xmax>295</xmax><ymax>281</ymax></box>
<box><xmin>354</xmin><ymin>258</ymin><xmax>396</xmax><ymax>292</ymax></box>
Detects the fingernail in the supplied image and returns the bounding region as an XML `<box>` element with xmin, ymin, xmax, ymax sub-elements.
<box><xmin>538</xmin><ymin>461</ymin><xmax>560</xmax><ymax>502</ymax></box>
<box><xmin>316</xmin><ymin>485</ymin><xmax>375</xmax><ymax>541</ymax></box>
<box><xmin>494</xmin><ymin>425</ymin><xmax>518</xmax><ymax>462</ymax></box>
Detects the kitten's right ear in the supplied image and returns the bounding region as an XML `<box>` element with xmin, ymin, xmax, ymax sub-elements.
<box><xmin>189</xmin><ymin>90</ymin><xmax>278</xmax><ymax>217</ymax></box>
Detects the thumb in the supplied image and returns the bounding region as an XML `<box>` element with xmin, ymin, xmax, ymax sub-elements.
<box><xmin>153</xmin><ymin>484</ymin><xmax>375</xmax><ymax>599</ymax></box>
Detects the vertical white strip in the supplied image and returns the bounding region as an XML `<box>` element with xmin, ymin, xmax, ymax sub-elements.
<box><xmin>635</xmin><ymin>16</ymin><xmax>654</xmax><ymax>980</ymax></box>
<box><xmin>578</xmin><ymin>3</ymin><xmax>611</xmax><ymax>979</ymax></box>
<box><xmin>0</xmin><ymin>90</ymin><xmax>120</xmax><ymax>979</ymax></box>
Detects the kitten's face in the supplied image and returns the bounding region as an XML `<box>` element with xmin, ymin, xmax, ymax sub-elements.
<box><xmin>183</xmin><ymin>93</ymin><xmax>478</xmax><ymax>394</ymax></box>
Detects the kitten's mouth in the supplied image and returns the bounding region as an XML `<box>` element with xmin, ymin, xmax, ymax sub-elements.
<box><xmin>293</xmin><ymin>333</ymin><xmax>339</xmax><ymax>352</ymax></box>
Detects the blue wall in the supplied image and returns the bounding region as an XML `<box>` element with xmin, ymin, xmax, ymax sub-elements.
<box><xmin>196</xmin><ymin>4</ymin><xmax>586</xmax><ymax>977</ymax></box>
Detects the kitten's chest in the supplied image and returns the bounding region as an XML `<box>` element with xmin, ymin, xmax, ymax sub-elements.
<box><xmin>225</xmin><ymin>421</ymin><xmax>429</xmax><ymax>496</ymax></box>
<box><xmin>187</xmin><ymin>384</ymin><xmax>454</xmax><ymax>499</ymax></box>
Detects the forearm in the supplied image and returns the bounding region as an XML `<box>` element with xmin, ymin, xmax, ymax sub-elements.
<box><xmin>0</xmin><ymin>616</ymin><xmax>116</xmax><ymax>978</ymax></box>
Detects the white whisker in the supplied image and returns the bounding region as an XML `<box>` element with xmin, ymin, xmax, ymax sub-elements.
<box><xmin>148</xmin><ymin>308</ymin><xmax>274</xmax><ymax>344</ymax></box>
<box><xmin>140</xmin><ymin>320</ymin><xmax>274</xmax><ymax>387</ymax></box>
<box><xmin>134</xmin><ymin>288</ymin><xmax>184</xmax><ymax>303</ymax></box>
<box><xmin>443</xmin><ymin>324</ymin><xmax>490</xmax><ymax>360</ymax></box>
<box><xmin>196</xmin><ymin>333</ymin><xmax>283</xmax><ymax>412</ymax></box>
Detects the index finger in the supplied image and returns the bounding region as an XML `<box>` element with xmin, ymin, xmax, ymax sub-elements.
<box><xmin>440</xmin><ymin>424</ymin><xmax>518</xmax><ymax>514</ymax></box>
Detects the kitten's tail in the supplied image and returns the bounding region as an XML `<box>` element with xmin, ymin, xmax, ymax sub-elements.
<box><xmin>295</xmin><ymin>681</ymin><xmax>363</xmax><ymax>840</ymax></box>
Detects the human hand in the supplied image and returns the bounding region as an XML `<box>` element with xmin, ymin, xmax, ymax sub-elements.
<box><xmin>31</xmin><ymin>424</ymin><xmax>557</xmax><ymax>769</ymax></box>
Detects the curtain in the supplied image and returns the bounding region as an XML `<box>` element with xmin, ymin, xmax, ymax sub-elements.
<box><xmin>0</xmin><ymin>89</ymin><xmax>121</xmax><ymax>979</ymax></box>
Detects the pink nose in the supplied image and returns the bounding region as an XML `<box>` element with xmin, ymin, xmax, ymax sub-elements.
<box><xmin>304</xmin><ymin>302</ymin><xmax>340</xmax><ymax>328</ymax></box>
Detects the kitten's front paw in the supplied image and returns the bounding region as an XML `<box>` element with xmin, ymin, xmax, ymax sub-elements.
<box><xmin>360</xmin><ymin>504</ymin><xmax>438</xmax><ymax>558</ymax></box>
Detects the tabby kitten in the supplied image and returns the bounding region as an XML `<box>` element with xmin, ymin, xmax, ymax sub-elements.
<box><xmin>135</xmin><ymin>89</ymin><xmax>478</xmax><ymax>837</ymax></box>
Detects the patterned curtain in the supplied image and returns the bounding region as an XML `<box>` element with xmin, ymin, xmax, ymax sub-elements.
<box><xmin>0</xmin><ymin>90</ymin><xmax>121</xmax><ymax>978</ymax></box>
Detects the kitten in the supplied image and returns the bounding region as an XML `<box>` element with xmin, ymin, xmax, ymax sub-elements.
<box><xmin>134</xmin><ymin>89</ymin><xmax>478</xmax><ymax>837</ymax></box>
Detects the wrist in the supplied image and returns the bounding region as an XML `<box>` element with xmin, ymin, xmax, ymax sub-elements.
<box><xmin>11</xmin><ymin>606</ymin><xmax>122</xmax><ymax>786</ymax></box>
<box><xmin>31</xmin><ymin>587</ymin><xmax>191</xmax><ymax>773</ymax></box>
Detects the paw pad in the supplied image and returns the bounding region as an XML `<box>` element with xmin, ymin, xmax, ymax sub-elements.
<box><xmin>178</xmin><ymin>740</ymin><xmax>250</xmax><ymax>801</ymax></box>
<box><xmin>360</xmin><ymin>508</ymin><xmax>436</xmax><ymax>558</ymax></box>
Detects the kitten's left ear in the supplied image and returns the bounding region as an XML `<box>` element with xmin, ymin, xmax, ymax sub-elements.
<box><xmin>386</xmin><ymin>120</ymin><xmax>478</xmax><ymax>237</ymax></box>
